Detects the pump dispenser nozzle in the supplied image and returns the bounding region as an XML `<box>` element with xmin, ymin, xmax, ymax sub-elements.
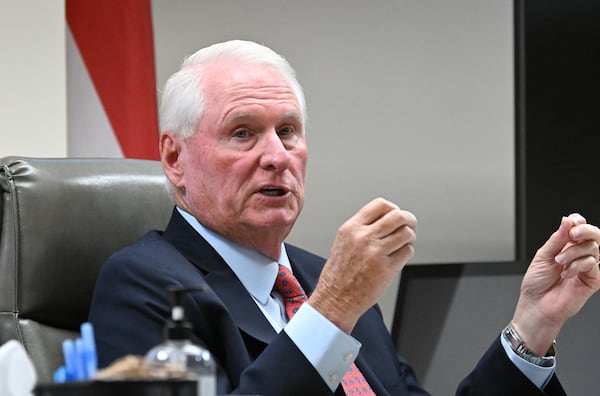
<box><xmin>166</xmin><ymin>286</ymin><xmax>204</xmax><ymax>341</ymax></box>
<box><xmin>144</xmin><ymin>285</ymin><xmax>216</xmax><ymax>396</ymax></box>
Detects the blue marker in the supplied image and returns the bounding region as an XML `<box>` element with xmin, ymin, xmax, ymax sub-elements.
<box><xmin>53</xmin><ymin>366</ymin><xmax>67</xmax><ymax>383</ymax></box>
<box><xmin>55</xmin><ymin>322</ymin><xmax>99</xmax><ymax>382</ymax></box>
<box><xmin>80</xmin><ymin>322</ymin><xmax>98</xmax><ymax>378</ymax></box>
<box><xmin>74</xmin><ymin>338</ymin><xmax>86</xmax><ymax>380</ymax></box>
<box><xmin>62</xmin><ymin>339</ymin><xmax>77</xmax><ymax>381</ymax></box>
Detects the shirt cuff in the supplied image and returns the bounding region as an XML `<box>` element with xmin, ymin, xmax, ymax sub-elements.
<box><xmin>500</xmin><ymin>332</ymin><xmax>556</xmax><ymax>389</ymax></box>
<box><xmin>284</xmin><ymin>303</ymin><xmax>360</xmax><ymax>391</ymax></box>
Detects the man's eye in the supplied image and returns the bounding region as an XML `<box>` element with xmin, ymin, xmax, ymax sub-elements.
<box><xmin>278</xmin><ymin>127</ymin><xmax>294</xmax><ymax>136</ymax></box>
<box><xmin>233</xmin><ymin>130</ymin><xmax>249</xmax><ymax>138</ymax></box>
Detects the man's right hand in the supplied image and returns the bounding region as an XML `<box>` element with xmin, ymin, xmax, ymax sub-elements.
<box><xmin>308</xmin><ymin>197</ymin><xmax>417</xmax><ymax>333</ymax></box>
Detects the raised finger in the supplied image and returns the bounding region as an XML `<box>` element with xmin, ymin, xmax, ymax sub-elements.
<box><xmin>569</xmin><ymin>223</ymin><xmax>600</xmax><ymax>243</ymax></box>
<box><xmin>380</xmin><ymin>224</ymin><xmax>417</xmax><ymax>257</ymax></box>
<box><xmin>353</xmin><ymin>197</ymin><xmax>399</xmax><ymax>226</ymax></box>
<box><xmin>560</xmin><ymin>255</ymin><xmax>600</xmax><ymax>280</ymax></box>
<box><xmin>388</xmin><ymin>243</ymin><xmax>415</xmax><ymax>270</ymax></box>
<box><xmin>555</xmin><ymin>240</ymin><xmax>599</xmax><ymax>266</ymax></box>
<box><xmin>372</xmin><ymin>208</ymin><xmax>417</xmax><ymax>240</ymax></box>
<box><xmin>566</xmin><ymin>212</ymin><xmax>587</xmax><ymax>226</ymax></box>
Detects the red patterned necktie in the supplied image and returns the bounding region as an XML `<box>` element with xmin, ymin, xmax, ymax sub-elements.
<box><xmin>274</xmin><ymin>264</ymin><xmax>376</xmax><ymax>395</ymax></box>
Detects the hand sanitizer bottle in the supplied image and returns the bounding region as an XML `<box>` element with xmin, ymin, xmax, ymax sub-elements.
<box><xmin>144</xmin><ymin>287</ymin><xmax>216</xmax><ymax>396</ymax></box>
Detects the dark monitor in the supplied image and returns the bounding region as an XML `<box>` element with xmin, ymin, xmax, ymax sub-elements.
<box><xmin>391</xmin><ymin>261</ymin><xmax>526</xmax><ymax>394</ymax></box>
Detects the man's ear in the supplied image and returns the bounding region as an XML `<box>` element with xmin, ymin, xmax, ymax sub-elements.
<box><xmin>160</xmin><ymin>132</ymin><xmax>185</xmax><ymax>188</ymax></box>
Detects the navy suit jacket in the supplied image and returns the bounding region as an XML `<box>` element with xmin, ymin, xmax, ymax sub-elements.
<box><xmin>89</xmin><ymin>209</ymin><xmax>565</xmax><ymax>395</ymax></box>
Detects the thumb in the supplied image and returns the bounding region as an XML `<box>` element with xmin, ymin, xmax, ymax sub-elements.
<box><xmin>538</xmin><ymin>217</ymin><xmax>574</xmax><ymax>259</ymax></box>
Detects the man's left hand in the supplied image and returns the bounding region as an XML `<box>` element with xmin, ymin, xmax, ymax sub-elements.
<box><xmin>512</xmin><ymin>213</ymin><xmax>600</xmax><ymax>356</ymax></box>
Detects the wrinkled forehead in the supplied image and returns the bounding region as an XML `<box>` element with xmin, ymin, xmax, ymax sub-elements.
<box><xmin>203</xmin><ymin>59</ymin><xmax>293</xmax><ymax>92</ymax></box>
<box><xmin>201</xmin><ymin>60</ymin><xmax>302</xmax><ymax>114</ymax></box>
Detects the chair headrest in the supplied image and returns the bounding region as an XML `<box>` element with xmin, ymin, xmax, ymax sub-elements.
<box><xmin>0</xmin><ymin>157</ymin><xmax>174</xmax><ymax>329</ymax></box>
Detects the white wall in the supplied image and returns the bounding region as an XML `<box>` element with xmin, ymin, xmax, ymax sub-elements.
<box><xmin>151</xmin><ymin>0</ymin><xmax>515</xmax><ymax>326</ymax></box>
<box><xmin>0</xmin><ymin>0</ymin><xmax>66</xmax><ymax>157</ymax></box>
<box><xmin>0</xmin><ymin>0</ymin><xmax>514</xmax><ymax>328</ymax></box>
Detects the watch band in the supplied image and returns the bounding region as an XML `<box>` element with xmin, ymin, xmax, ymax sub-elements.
<box><xmin>502</xmin><ymin>322</ymin><xmax>556</xmax><ymax>367</ymax></box>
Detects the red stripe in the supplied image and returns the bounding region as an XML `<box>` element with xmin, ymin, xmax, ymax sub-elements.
<box><xmin>67</xmin><ymin>0</ymin><xmax>159</xmax><ymax>160</ymax></box>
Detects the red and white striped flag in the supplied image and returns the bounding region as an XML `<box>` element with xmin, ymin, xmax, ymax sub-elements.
<box><xmin>66</xmin><ymin>0</ymin><xmax>159</xmax><ymax>159</ymax></box>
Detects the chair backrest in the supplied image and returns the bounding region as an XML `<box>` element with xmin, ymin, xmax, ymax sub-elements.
<box><xmin>0</xmin><ymin>157</ymin><xmax>174</xmax><ymax>382</ymax></box>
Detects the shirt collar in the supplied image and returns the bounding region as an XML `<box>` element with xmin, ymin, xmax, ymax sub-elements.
<box><xmin>177</xmin><ymin>207</ymin><xmax>291</xmax><ymax>305</ymax></box>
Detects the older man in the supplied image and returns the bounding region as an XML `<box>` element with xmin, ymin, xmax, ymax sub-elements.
<box><xmin>89</xmin><ymin>40</ymin><xmax>600</xmax><ymax>395</ymax></box>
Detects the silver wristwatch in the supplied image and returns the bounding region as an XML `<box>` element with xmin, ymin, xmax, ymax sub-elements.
<box><xmin>502</xmin><ymin>322</ymin><xmax>556</xmax><ymax>367</ymax></box>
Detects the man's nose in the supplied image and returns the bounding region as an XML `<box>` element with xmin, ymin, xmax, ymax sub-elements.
<box><xmin>258</xmin><ymin>130</ymin><xmax>291</xmax><ymax>171</ymax></box>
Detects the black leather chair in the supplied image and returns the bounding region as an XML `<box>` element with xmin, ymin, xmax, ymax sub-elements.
<box><xmin>0</xmin><ymin>157</ymin><xmax>173</xmax><ymax>382</ymax></box>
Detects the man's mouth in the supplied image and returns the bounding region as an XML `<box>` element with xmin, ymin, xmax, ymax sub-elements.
<box><xmin>259</xmin><ymin>187</ymin><xmax>287</xmax><ymax>197</ymax></box>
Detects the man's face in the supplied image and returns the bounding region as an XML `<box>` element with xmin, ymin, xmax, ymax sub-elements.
<box><xmin>173</xmin><ymin>61</ymin><xmax>307</xmax><ymax>247</ymax></box>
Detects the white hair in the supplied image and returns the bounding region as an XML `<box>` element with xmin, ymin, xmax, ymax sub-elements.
<box><xmin>159</xmin><ymin>40</ymin><xmax>307</xmax><ymax>138</ymax></box>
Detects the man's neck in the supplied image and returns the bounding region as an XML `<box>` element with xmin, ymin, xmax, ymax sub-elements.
<box><xmin>176</xmin><ymin>206</ymin><xmax>285</xmax><ymax>261</ymax></box>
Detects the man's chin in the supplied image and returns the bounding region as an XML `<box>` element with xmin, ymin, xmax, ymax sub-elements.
<box><xmin>246</xmin><ymin>210</ymin><xmax>299</xmax><ymax>231</ymax></box>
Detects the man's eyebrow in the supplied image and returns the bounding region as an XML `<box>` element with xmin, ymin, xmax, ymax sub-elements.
<box><xmin>279</xmin><ymin>110</ymin><xmax>303</xmax><ymax>126</ymax></box>
<box><xmin>224</xmin><ymin>110</ymin><xmax>302</xmax><ymax>124</ymax></box>
<box><xmin>224</xmin><ymin>112</ymin><xmax>252</xmax><ymax>124</ymax></box>
<box><xmin>282</xmin><ymin>110</ymin><xmax>301</xmax><ymax>120</ymax></box>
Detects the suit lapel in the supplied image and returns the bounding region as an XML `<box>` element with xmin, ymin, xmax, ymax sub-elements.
<box><xmin>163</xmin><ymin>209</ymin><xmax>276</xmax><ymax>345</ymax></box>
